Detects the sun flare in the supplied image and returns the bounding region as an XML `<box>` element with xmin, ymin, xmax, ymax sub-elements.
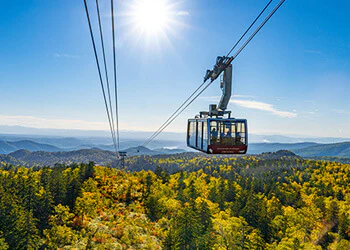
<box><xmin>133</xmin><ymin>0</ymin><xmax>170</xmax><ymax>35</ymax></box>
<box><xmin>127</xmin><ymin>0</ymin><xmax>181</xmax><ymax>41</ymax></box>
<box><xmin>121</xmin><ymin>0</ymin><xmax>188</xmax><ymax>49</ymax></box>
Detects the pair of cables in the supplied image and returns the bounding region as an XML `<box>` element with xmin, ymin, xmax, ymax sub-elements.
<box><xmin>83</xmin><ymin>0</ymin><xmax>120</xmax><ymax>156</ymax></box>
<box><xmin>142</xmin><ymin>0</ymin><xmax>286</xmax><ymax>148</ymax></box>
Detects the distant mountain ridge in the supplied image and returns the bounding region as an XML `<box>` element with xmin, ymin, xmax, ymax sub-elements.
<box><xmin>1</xmin><ymin>141</ymin><xmax>350</xmax><ymax>167</ymax></box>
<box><xmin>293</xmin><ymin>142</ymin><xmax>350</xmax><ymax>157</ymax></box>
<box><xmin>1</xmin><ymin>137</ymin><xmax>350</xmax><ymax>163</ymax></box>
<box><xmin>248</xmin><ymin>142</ymin><xmax>319</xmax><ymax>154</ymax></box>
<box><xmin>0</xmin><ymin>140</ymin><xmax>61</xmax><ymax>154</ymax></box>
<box><xmin>248</xmin><ymin>142</ymin><xmax>350</xmax><ymax>157</ymax></box>
<box><xmin>0</xmin><ymin>138</ymin><xmax>187</xmax><ymax>155</ymax></box>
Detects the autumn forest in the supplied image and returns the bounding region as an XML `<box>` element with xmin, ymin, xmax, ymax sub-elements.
<box><xmin>0</xmin><ymin>151</ymin><xmax>350</xmax><ymax>249</ymax></box>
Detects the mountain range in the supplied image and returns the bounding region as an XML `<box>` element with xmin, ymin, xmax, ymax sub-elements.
<box><xmin>1</xmin><ymin>138</ymin><xmax>350</xmax><ymax>158</ymax></box>
<box><xmin>0</xmin><ymin>138</ymin><xmax>350</xmax><ymax>167</ymax></box>
<box><xmin>1</xmin><ymin>126</ymin><xmax>350</xmax><ymax>166</ymax></box>
<box><xmin>249</xmin><ymin>142</ymin><xmax>350</xmax><ymax>157</ymax></box>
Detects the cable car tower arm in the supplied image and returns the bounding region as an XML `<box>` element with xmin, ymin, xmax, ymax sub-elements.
<box><xmin>218</xmin><ymin>64</ymin><xmax>232</xmax><ymax>112</ymax></box>
<box><xmin>202</xmin><ymin>56</ymin><xmax>233</xmax><ymax>117</ymax></box>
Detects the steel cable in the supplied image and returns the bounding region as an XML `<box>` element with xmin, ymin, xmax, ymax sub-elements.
<box><xmin>95</xmin><ymin>0</ymin><xmax>118</xmax><ymax>151</ymax></box>
<box><xmin>111</xmin><ymin>0</ymin><xmax>121</xmax><ymax>154</ymax></box>
<box><xmin>83</xmin><ymin>0</ymin><xmax>118</xmax><ymax>154</ymax></box>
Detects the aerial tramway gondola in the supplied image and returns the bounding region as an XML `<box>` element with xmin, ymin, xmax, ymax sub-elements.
<box><xmin>187</xmin><ymin>57</ymin><xmax>248</xmax><ymax>154</ymax></box>
<box><xmin>140</xmin><ymin>0</ymin><xmax>285</xmax><ymax>153</ymax></box>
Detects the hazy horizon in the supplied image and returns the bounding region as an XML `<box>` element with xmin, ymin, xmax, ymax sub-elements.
<box><xmin>1</xmin><ymin>125</ymin><xmax>350</xmax><ymax>145</ymax></box>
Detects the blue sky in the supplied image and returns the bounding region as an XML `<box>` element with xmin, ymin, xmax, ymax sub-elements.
<box><xmin>1</xmin><ymin>0</ymin><xmax>349</xmax><ymax>137</ymax></box>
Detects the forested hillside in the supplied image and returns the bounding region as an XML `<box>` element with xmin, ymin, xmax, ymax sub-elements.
<box><xmin>0</xmin><ymin>147</ymin><xmax>187</xmax><ymax>167</ymax></box>
<box><xmin>0</xmin><ymin>153</ymin><xmax>350</xmax><ymax>249</ymax></box>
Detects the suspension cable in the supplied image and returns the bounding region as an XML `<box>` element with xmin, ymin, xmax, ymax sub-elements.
<box><xmin>142</xmin><ymin>0</ymin><xmax>286</xmax><ymax>147</ymax></box>
<box><xmin>95</xmin><ymin>0</ymin><xmax>118</xmax><ymax>151</ymax></box>
<box><xmin>144</xmin><ymin>79</ymin><xmax>213</xmax><ymax>144</ymax></box>
<box><xmin>83</xmin><ymin>0</ymin><xmax>118</xmax><ymax>154</ymax></box>
<box><xmin>142</xmin><ymin>80</ymin><xmax>209</xmax><ymax>147</ymax></box>
<box><xmin>229</xmin><ymin>0</ymin><xmax>286</xmax><ymax>62</ymax></box>
<box><xmin>226</xmin><ymin>0</ymin><xmax>272</xmax><ymax>57</ymax></box>
<box><xmin>111</xmin><ymin>0</ymin><xmax>120</xmax><ymax>154</ymax></box>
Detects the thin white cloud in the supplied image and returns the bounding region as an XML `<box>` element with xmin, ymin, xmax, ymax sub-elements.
<box><xmin>199</xmin><ymin>96</ymin><xmax>296</xmax><ymax>118</ymax></box>
<box><xmin>230</xmin><ymin>100</ymin><xmax>297</xmax><ymax>118</ymax></box>
<box><xmin>54</xmin><ymin>53</ymin><xmax>80</xmax><ymax>59</ymax></box>
<box><xmin>176</xmin><ymin>11</ymin><xmax>190</xmax><ymax>16</ymax></box>
<box><xmin>0</xmin><ymin>114</ymin><xmax>108</xmax><ymax>130</ymax></box>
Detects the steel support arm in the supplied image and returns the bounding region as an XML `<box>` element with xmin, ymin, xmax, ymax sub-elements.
<box><xmin>218</xmin><ymin>64</ymin><xmax>232</xmax><ymax>111</ymax></box>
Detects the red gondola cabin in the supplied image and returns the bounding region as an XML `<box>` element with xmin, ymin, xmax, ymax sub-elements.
<box><xmin>187</xmin><ymin>118</ymin><xmax>248</xmax><ymax>154</ymax></box>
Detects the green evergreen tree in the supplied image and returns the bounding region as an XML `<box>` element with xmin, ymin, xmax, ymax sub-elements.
<box><xmin>173</xmin><ymin>204</ymin><xmax>203</xmax><ymax>249</ymax></box>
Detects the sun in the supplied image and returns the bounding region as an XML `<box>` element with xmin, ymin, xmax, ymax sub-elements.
<box><xmin>126</xmin><ymin>0</ymin><xmax>181</xmax><ymax>41</ymax></box>
<box><xmin>121</xmin><ymin>0</ymin><xmax>188</xmax><ymax>49</ymax></box>
<box><xmin>133</xmin><ymin>0</ymin><xmax>171</xmax><ymax>35</ymax></box>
